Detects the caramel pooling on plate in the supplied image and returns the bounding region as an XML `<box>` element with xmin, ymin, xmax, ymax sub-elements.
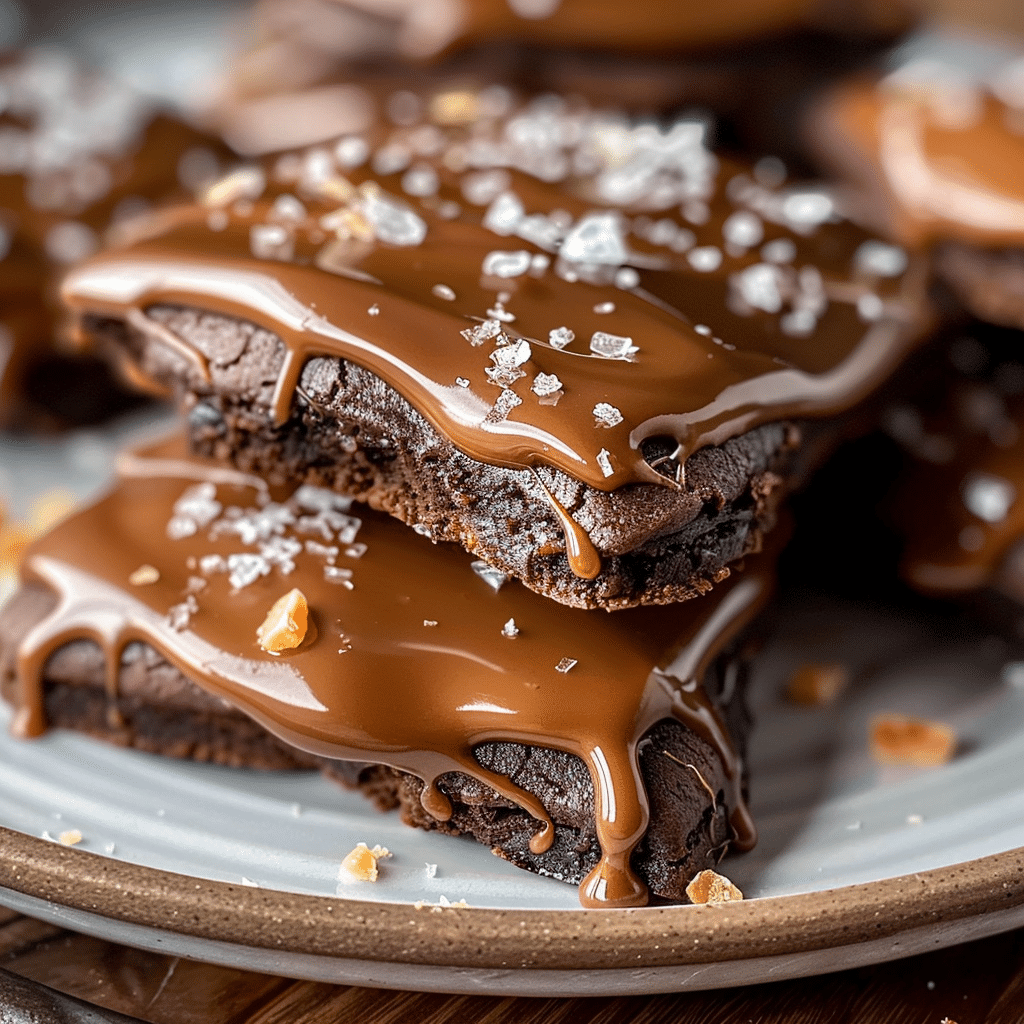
<box><xmin>786</xmin><ymin>662</ymin><xmax>849</xmax><ymax>706</ymax></box>
<box><xmin>870</xmin><ymin>714</ymin><xmax>956</xmax><ymax>767</ymax></box>
<box><xmin>257</xmin><ymin>588</ymin><xmax>309</xmax><ymax>653</ymax></box>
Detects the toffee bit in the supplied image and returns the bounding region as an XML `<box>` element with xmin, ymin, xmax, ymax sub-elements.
<box><xmin>786</xmin><ymin>663</ymin><xmax>849</xmax><ymax>706</ymax></box>
<box><xmin>501</xmin><ymin>618</ymin><xmax>520</xmax><ymax>638</ymax></box>
<box><xmin>870</xmin><ymin>714</ymin><xmax>957</xmax><ymax>767</ymax></box>
<box><xmin>128</xmin><ymin>564</ymin><xmax>159</xmax><ymax>586</ymax></box>
<box><xmin>256</xmin><ymin>588</ymin><xmax>309</xmax><ymax>654</ymax></box>
<box><xmin>471</xmin><ymin>560</ymin><xmax>509</xmax><ymax>592</ymax></box>
<box><xmin>268</xmin><ymin>193</ymin><xmax>306</xmax><ymax>223</ymax></box>
<box><xmin>686</xmin><ymin>869</ymin><xmax>743</xmax><ymax>905</ymax></box>
<box><xmin>590</xmin><ymin>331</ymin><xmax>638</xmax><ymax>360</ymax></box>
<box><xmin>432</xmin><ymin>283</ymin><xmax>456</xmax><ymax>300</ymax></box>
<box><xmin>58</xmin><ymin>829</ymin><xmax>83</xmax><ymax>846</ymax></box>
<box><xmin>555</xmin><ymin>657</ymin><xmax>578</xmax><ymax>673</ymax></box>
<box><xmin>548</xmin><ymin>326</ymin><xmax>575</xmax><ymax>350</ymax></box>
<box><xmin>596</xmin><ymin>448</ymin><xmax>615</xmax><ymax>478</ymax></box>
<box><xmin>340</xmin><ymin>842</ymin><xmax>392</xmax><ymax>882</ymax></box>
<box><xmin>593</xmin><ymin>402</ymin><xmax>623</xmax><ymax>428</ymax></box>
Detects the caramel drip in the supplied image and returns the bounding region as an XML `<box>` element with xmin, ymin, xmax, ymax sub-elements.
<box><xmin>530</xmin><ymin>470</ymin><xmax>601</xmax><ymax>580</ymax></box>
<box><xmin>13</xmin><ymin>438</ymin><xmax>772</xmax><ymax>907</ymax></box>
<box><xmin>63</xmin><ymin>112</ymin><xmax>927</xmax><ymax>494</ymax></box>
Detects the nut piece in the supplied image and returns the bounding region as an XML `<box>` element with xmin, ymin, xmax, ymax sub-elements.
<box><xmin>870</xmin><ymin>714</ymin><xmax>956</xmax><ymax>767</ymax></box>
<box><xmin>129</xmin><ymin>564</ymin><xmax>160</xmax><ymax>586</ymax></box>
<box><xmin>341</xmin><ymin>842</ymin><xmax>392</xmax><ymax>881</ymax></box>
<box><xmin>256</xmin><ymin>588</ymin><xmax>309</xmax><ymax>653</ymax></box>
<box><xmin>787</xmin><ymin>662</ymin><xmax>849</xmax><ymax>706</ymax></box>
<box><xmin>685</xmin><ymin>869</ymin><xmax>743</xmax><ymax>905</ymax></box>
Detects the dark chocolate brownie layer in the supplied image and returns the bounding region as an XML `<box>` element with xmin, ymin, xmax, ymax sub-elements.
<box><xmin>88</xmin><ymin>304</ymin><xmax>802</xmax><ymax>610</ymax></box>
<box><xmin>0</xmin><ymin>581</ymin><xmax>750</xmax><ymax>901</ymax></box>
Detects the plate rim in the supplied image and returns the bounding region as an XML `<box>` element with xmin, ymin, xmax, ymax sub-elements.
<box><xmin>2</xmin><ymin>824</ymin><xmax>1023</xmax><ymax>972</ymax></box>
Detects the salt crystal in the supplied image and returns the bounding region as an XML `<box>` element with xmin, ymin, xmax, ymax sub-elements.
<box><xmin>555</xmin><ymin>657</ymin><xmax>578</xmax><ymax>673</ymax></box>
<box><xmin>456</xmin><ymin>377</ymin><xmax>470</xmax><ymax>387</ymax></box>
<box><xmin>517</xmin><ymin>215</ymin><xmax>563</xmax><ymax>251</ymax></box>
<box><xmin>425</xmin><ymin>862</ymin><xmax>438</xmax><ymax>877</ymax></box>
<box><xmin>324</xmin><ymin>565</ymin><xmax>355</xmax><ymax>588</ymax></box>
<box><xmin>203</xmin><ymin>166</ymin><xmax>265</xmax><ymax>207</ymax></box>
<box><xmin>305</xmin><ymin>541</ymin><xmax>339</xmax><ymax>562</ymax></box>
<box><xmin>694</xmin><ymin>324</ymin><xmax>712</xmax><ymax>336</ymax></box>
<box><xmin>593</xmin><ymin>402</ymin><xmax>623</xmax><ymax>428</ymax></box>
<box><xmin>781</xmin><ymin>309</ymin><xmax>816</xmax><ymax>336</ymax></box>
<box><xmin>250</xmin><ymin>223</ymin><xmax>294</xmax><ymax>261</ymax></box>
<box><xmin>359</xmin><ymin>189</ymin><xmax>427</xmax><ymax>246</ymax></box>
<box><xmin>732</xmin><ymin>263</ymin><xmax>784</xmax><ymax>314</ymax></box>
<box><xmin>199</xmin><ymin>554</ymin><xmax>226</xmax><ymax>574</ymax></box>
<box><xmin>462</xmin><ymin>169</ymin><xmax>511</xmax><ymax>206</ymax></box>
<box><xmin>335</xmin><ymin>136</ymin><xmax>369</xmax><ymax>168</ymax></box>
<box><xmin>615</xmin><ymin>267</ymin><xmax>639</xmax><ymax>289</ymax></box>
<box><xmin>401</xmin><ymin>163</ymin><xmax>439</xmax><ymax>197</ymax></box>
<box><xmin>486</xmin><ymin>302</ymin><xmax>516</xmax><ymax>323</ymax></box>
<box><xmin>483</xmin><ymin>191</ymin><xmax>524</xmax><ymax>235</ymax></box>
<box><xmin>857</xmin><ymin>293</ymin><xmax>884</xmax><ymax>321</ymax></box>
<box><xmin>753</xmin><ymin>155</ymin><xmax>787</xmax><ymax>187</ymax></box>
<box><xmin>854</xmin><ymin>239</ymin><xmax>907</xmax><ymax>277</ymax></box>
<box><xmin>687</xmin><ymin>246</ymin><xmax>722</xmax><ymax>272</ymax></box>
<box><xmin>722</xmin><ymin>211</ymin><xmax>764</xmax><ymax>249</ymax></box>
<box><xmin>472</xmin><ymin>560</ymin><xmax>509</xmax><ymax>591</ymax></box>
<box><xmin>781</xmin><ymin>189</ymin><xmax>834</xmax><ymax>230</ymax></box>
<box><xmin>413</xmin><ymin>524</ymin><xmax>431</xmax><ymax>537</ymax></box>
<box><xmin>486</xmin><ymin>365</ymin><xmax>526</xmax><ymax>387</ymax></box>
<box><xmin>484</xmin><ymin>388</ymin><xmax>523</xmax><ymax>422</ymax></box>
<box><xmin>530</xmin><ymin>253</ymin><xmax>551</xmax><ymax>275</ymax></box>
<box><xmin>593</xmin><ymin>301</ymin><xmax>615</xmax><ymax>314</ymax></box>
<box><xmin>166</xmin><ymin>516</ymin><xmax>198</xmax><ymax>540</ymax></box>
<box><xmin>167</xmin><ymin>596</ymin><xmax>198</xmax><ymax>631</ymax></box>
<box><xmin>269</xmin><ymin>193</ymin><xmax>306</xmax><ymax>223</ymax></box>
<box><xmin>683</xmin><ymin>201</ymin><xmax>710</xmax><ymax>225</ymax></box>
<box><xmin>548</xmin><ymin>326</ymin><xmax>574</xmax><ymax>350</ymax></box>
<box><xmin>345</xmin><ymin>542</ymin><xmax>368</xmax><ymax>559</ymax></box>
<box><xmin>590</xmin><ymin>331</ymin><xmax>638</xmax><ymax>360</ymax></box>
<box><xmin>294</xmin><ymin>486</ymin><xmax>353</xmax><ymax>514</ymax></box>
<box><xmin>596</xmin><ymin>448</ymin><xmax>615</xmax><ymax>478</ymax></box>
<box><xmin>560</xmin><ymin>212</ymin><xmax>628</xmax><ymax>265</ymax></box>
<box><xmin>963</xmin><ymin>472</ymin><xmax>1016</xmax><ymax>522</ymax></box>
<box><xmin>432</xmin><ymin>283</ymin><xmax>456</xmax><ymax>301</ymax></box>
<box><xmin>372</xmin><ymin>143</ymin><xmax>412</xmax><ymax>176</ymax></box>
<box><xmin>531</xmin><ymin>372</ymin><xmax>563</xmax><ymax>397</ymax></box>
<box><xmin>482</xmin><ymin>250</ymin><xmax>532</xmax><ymax>278</ymax></box>
<box><xmin>368</xmin><ymin>304</ymin><xmax>380</xmax><ymax>316</ymax></box>
<box><xmin>761</xmin><ymin>238</ymin><xmax>796</xmax><ymax>264</ymax></box>
<box><xmin>461</xmin><ymin>319</ymin><xmax>502</xmax><ymax>346</ymax></box>
<box><xmin>227</xmin><ymin>553</ymin><xmax>271</xmax><ymax>590</ymax></box>
<box><xmin>501</xmin><ymin>618</ymin><xmax>520</xmax><ymax>638</ymax></box>
<box><xmin>45</xmin><ymin>221</ymin><xmax>97</xmax><ymax>263</ymax></box>
<box><xmin>492</xmin><ymin>338</ymin><xmax>531</xmax><ymax>367</ymax></box>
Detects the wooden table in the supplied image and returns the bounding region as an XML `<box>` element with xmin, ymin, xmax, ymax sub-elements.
<box><xmin>0</xmin><ymin>907</ymin><xmax>1021</xmax><ymax>1023</ymax></box>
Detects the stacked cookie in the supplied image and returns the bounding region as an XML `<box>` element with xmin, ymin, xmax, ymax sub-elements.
<box><xmin>0</xmin><ymin>4</ymin><xmax>938</xmax><ymax>905</ymax></box>
<box><xmin>0</xmin><ymin>50</ymin><xmax>230</xmax><ymax>427</ymax></box>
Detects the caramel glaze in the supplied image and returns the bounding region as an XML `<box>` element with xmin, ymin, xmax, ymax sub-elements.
<box><xmin>808</xmin><ymin>74</ymin><xmax>1024</xmax><ymax>250</ymax></box>
<box><xmin>63</xmin><ymin>94</ymin><xmax>929</xmax><ymax>510</ymax></box>
<box><xmin>12</xmin><ymin>436</ymin><xmax>772</xmax><ymax>907</ymax></box>
<box><xmin>893</xmin><ymin>333</ymin><xmax>1024</xmax><ymax>599</ymax></box>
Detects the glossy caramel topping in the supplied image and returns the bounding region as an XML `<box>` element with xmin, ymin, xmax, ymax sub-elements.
<box><xmin>64</xmin><ymin>91</ymin><xmax>928</xmax><ymax>494</ymax></box>
<box><xmin>13</xmin><ymin>437</ymin><xmax>772</xmax><ymax>907</ymax></box>
<box><xmin>891</xmin><ymin>332</ymin><xmax>1024</xmax><ymax>597</ymax></box>
<box><xmin>808</xmin><ymin>68</ymin><xmax>1024</xmax><ymax>249</ymax></box>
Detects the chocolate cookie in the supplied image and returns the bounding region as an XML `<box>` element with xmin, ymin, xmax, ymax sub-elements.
<box><xmin>0</xmin><ymin>437</ymin><xmax>771</xmax><ymax>906</ymax></box>
<box><xmin>0</xmin><ymin>49</ymin><xmax>230</xmax><ymax>427</ymax></box>
<box><xmin>805</xmin><ymin>62</ymin><xmax>1024</xmax><ymax>330</ymax></box>
<box><xmin>64</xmin><ymin>89</ymin><xmax>931</xmax><ymax>609</ymax></box>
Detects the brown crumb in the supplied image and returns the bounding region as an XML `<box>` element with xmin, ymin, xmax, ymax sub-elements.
<box><xmin>256</xmin><ymin>588</ymin><xmax>309</xmax><ymax>653</ymax></box>
<box><xmin>786</xmin><ymin>662</ymin><xmax>849</xmax><ymax>706</ymax></box>
<box><xmin>685</xmin><ymin>869</ymin><xmax>743</xmax><ymax>905</ymax></box>
<box><xmin>129</xmin><ymin>564</ymin><xmax>160</xmax><ymax>586</ymax></box>
<box><xmin>870</xmin><ymin>714</ymin><xmax>956</xmax><ymax>767</ymax></box>
<box><xmin>340</xmin><ymin>842</ymin><xmax>392</xmax><ymax>881</ymax></box>
<box><xmin>58</xmin><ymin>829</ymin><xmax>83</xmax><ymax>846</ymax></box>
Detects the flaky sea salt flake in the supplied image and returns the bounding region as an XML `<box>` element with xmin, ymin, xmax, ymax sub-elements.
<box><xmin>227</xmin><ymin>553</ymin><xmax>271</xmax><ymax>591</ymax></box>
<box><xmin>560</xmin><ymin>212</ymin><xmax>627</xmax><ymax>266</ymax></box>
<box><xmin>501</xmin><ymin>618</ymin><xmax>520</xmax><ymax>638</ymax></box>
<box><xmin>484</xmin><ymin>388</ymin><xmax>522</xmax><ymax>423</ymax></box>
<box><xmin>590</xmin><ymin>331</ymin><xmax>637</xmax><ymax>360</ymax></box>
<box><xmin>531</xmin><ymin>372</ymin><xmax>563</xmax><ymax>397</ymax></box>
<box><xmin>432</xmin><ymin>283</ymin><xmax>456</xmax><ymax>300</ymax></box>
<box><xmin>472</xmin><ymin>561</ymin><xmax>509</xmax><ymax>591</ymax></box>
<box><xmin>593</xmin><ymin>402</ymin><xmax>623</xmax><ymax>428</ymax></box>
<box><xmin>555</xmin><ymin>658</ymin><xmax>578</xmax><ymax>673</ymax></box>
<box><xmin>359</xmin><ymin>190</ymin><xmax>427</xmax><ymax>246</ymax></box>
<box><xmin>461</xmin><ymin>319</ymin><xmax>502</xmax><ymax>346</ymax></box>
<box><xmin>548</xmin><ymin>326</ymin><xmax>574</xmax><ymax>350</ymax></box>
<box><xmin>483</xmin><ymin>191</ymin><xmax>524</xmax><ymax>235</ymax></box>
<box><xmin>250</xmin><ymin>223</ymin><xmax>294</xmax><ymax>261</ymax></box>
<box><xmin>597</xmin><ymin>448</ymin><xmax>615</xmax><ymax>478</ymax></box>
<box><xmin>324</xmin><ymin>565</ymin><xmax>355</xmax><ymax>588</ymax></box>
<box><xmin>482</xmin><ymin>250</ymin><xmax>532</xmax><ymax>278</ymax></box>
